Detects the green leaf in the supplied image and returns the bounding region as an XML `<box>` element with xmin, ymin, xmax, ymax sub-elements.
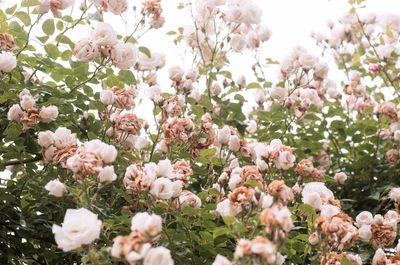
<box><xmin>340</xmin><ymin>258</ymin><xmax>353</xmax><ymax>265</ymax></box>
<box><xmin>139</xmin><ymin>46</ymin><xmax>151</xmax><ymax>58</ymax></box>
<box><xmin>44</xmin><ymin>44</ymin><xmax>59</xmax><ymax>59</ymax></box>
<box><xmin>15</xmin><ymin>11</ymin><xmax>31</xmax><ymax>26</ymax></box>
<box><xmin>21</xmin><ymin>0</ymin><xmax>40</xmax><ymax>7</ymax></box>
<box><xmin>42</xmin><ymin>19</ymin><xmax>55</xmax><ymax>35</ymax></box>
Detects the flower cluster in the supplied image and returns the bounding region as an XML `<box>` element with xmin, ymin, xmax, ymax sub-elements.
<box><xmin>7</xmin><ymin>89</ymin><xmax>58</xmax><ymax>130</ymax></box>
<box><xmin>66</xmin><ymin>139</ymin><xmax>118</xmax><ymax>182</ymax></box>
<box><xmin>88</xmin><ymin>0</ymin><xmax>128</xmax><ymax>15</ymax></box>
<box><xmin>38</xmin><ymin>0</ymin><xmax>75</xmax><ymax>16</ymax></box>
<box><xmin>111</xmin><ymin>212</ymin><xmax>174</xmax><ymax>265</ymax></box>
<box><xmin>74</xmin><ymin>23</ymin><xmax>138</xmax><ymax>70</ymax></box>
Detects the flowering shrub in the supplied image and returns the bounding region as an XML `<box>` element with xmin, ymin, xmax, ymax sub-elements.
<box><xmin>1</xmin><ymin>0</ymin><xmax>400</xmax><ymax>264</ymax></box>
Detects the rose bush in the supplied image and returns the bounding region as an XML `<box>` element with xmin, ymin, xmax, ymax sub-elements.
<box><xmin>0</xmin><ymin>0</ymin><xmax>400</xmax><ymax>264</ymax></box>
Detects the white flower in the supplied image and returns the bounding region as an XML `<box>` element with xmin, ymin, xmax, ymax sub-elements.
<box><xmin>256</xmin><ymin>24</ymin><xmax>272</xmax><ymax>41</ymax></box>
<box><xmin>131</xmin><ymin>212</ymin><xmax>162</xmax><ymax>236</ymax></box>
<box><xmin>147</xmin><ymin>85</ymin><xmax>163</xmax><ymax>103</ymax></box>
<box><xmin>358</xmin><ymin>225</ymin><xmax>372</xmax><ymax>242</ymax></box>
<box><xmin>212</xmin><ymin>254</ymin><xmax>232</xmax><ymax>265</ymax></box>
<box><xmin>275</xmin><ymin>150</ymin><xmax>295</xmax><ymax>170</ymax></box>
<box><xmin>308</xmin><ymin>232</ymin><xmax>319</xmax><ymax>245</ymax></box>
<box><xmin>156</xmin><ymin>159</ymin><xmax>173</xmax><ymax>178</ymax></box>
<box><xmin>66</xmin><ymin>155</ymin><xmax>81</xmax><ymax>173</ymax></box>
<box><xmin>7</xmin><ymin>104</ymin><xmax>24</xmax><ymax>121</ymax></box>
<box><xmin>73</xmin><ymin>38</ymin><xmax>98</xmax><ymax>62</ymax></box>
<box><xmin>45</xmin><ymin>179</ymin><xmax>67</xmax><ymax>197</ymax></box>
<box><xmin>372</xmin><ymin>248</ymin><xmax>387</xmax><ymax>265</ymax></box>
<box><xmin>215</xmin><ymin>199</ymin><xmax>242</xmax><ymax>217</ymax></box>
<box><xmin>98</xmin><ymin>166</ymin><xmax>117</xmax><ymax>183</ymax></box>
<box><xmin>355</xmin><ymin>211</ymin><xmax>373</xmax><ymax>226</ymax></box>
<box><xmin>53</xmin><ymin>127</ymin><xmax>77</xmax><ymax>148</ymax></box>
<box><xmin>150</xmin><ymin>16</ymin><xmax>165</xmax><ymax>29</ymax></box>
<box><xmin>20</xmin><ymin>94</ymin><xmax>35</xmax><ymax>110</ymax></box>
<box><xmin>246</xmin><ymin>120</ymin><xmax>257</xmax><ymax>134</ymax></box>
<box><xmin>389</xmin><ymin>187</ymin><xmax>400</xmax><ymax>202</ymax></box>
<box><xmin>106</xmin><ymin>0</ymin><xmax>128</xmax><ymax>15</ymax></box>
<box><xmin>228</xmin><ymin>135</ymin><xmax>241</xmax><ymax>152</ymax></box>
<box><xmin>230</xmin><ymin>34</ymin><xmax>246</xmax><ymax>52</ymax></box>
<box><xmin>0</xmin><ymin>52</ymin><xmax>17</xmax><ymax>72</ymax></box>
<box><xmin>39</xmin><ymin>106</ymin><xmax>59</xmax><ymax>123</ymax></box>
<box><xmin>150</xmin><ymin>177</ymin><xmax>174</xmax><ymax>200</ymax></box>
<box><xmin>100</xmin><ymin>144</ymin><xmax>118</xmax><ymax>163</ymax></box>
<box><xmin>100</xmin><ymin>90</ymin><xmax>115</xmax><ymax>105</ymax></box>
<box><xmin>110</xmin><ymin>42</ymin><xmax>138</xmax><ymax>69</ymax></box>
<box><xmin>211</xmin><ymin>83</ymin><xmax>222</xmax><ymax>95</ymax></box>
<box><xmin>38</xmin><ymin>130</ymin><xmax>55</xmax><ymax>148</ymax></box>
<box><xmin>178</xmin><ymin>191</ymin><xmax>202</xmax><ymax>208</ymax></box>
<box><xmin>143</xmin><ymin>247</ymin><xmax>174</xmax><ymax>265</ymax></box>
<box><xmin>225</xmin><ymin>2</ymin><xmax>262</xmax><ymax>25</ymax></box>
<box><xmin>299</xmin><ymin>53</ymin><xmax>317</xmax><ymax>70</ymax></box>
<box><xmin>134</xmin><ymin>136</ymin><xmax>151</xmax><ymax>150</ymax></box>
<box><xmin>313</xmin><ymin>61</ymin><xmax>329</xmax><ymax>79</ymax></box>
<box><xmin>320</xmin><ymin>204</ymin><xmax>340</xmax><ymax>217</ymax></box>
<box><xmin>172</xmin><ymin>180</ymin><xmax>183</xmax><ymax>197</ymax></box>
<box><xmin>334</xmin><ymin>172</ymin><xmax>348</xmax><ymax>184</ymax></box>
<box><xmin>52</xmin><ymin>208</ymin><xmax>102</xmax><ymax>252</ymax></box>
<box><xmin>270</xmin><ymin>86</ymin><xmax>288</xmax><ymax>101</ymax></box>
<box><xmin>217</xmin><ymin>125</ymin><xmax>231</xmax><ymax>145</ymax></box>
<box><xmin>138</xmin><ymin>51</ymin><xmax>166</xmax><ymax>71</ymax></box>
<box><xmin>301</xmin><ymin>182</ymin><xmax>334</xmax><ymax>210</ymax></box>
<box><xmin>91</xmin><ymin>22</ymin><xmax>118</xmax><ymax>46</ymax></box>
<box><xmin>168</xmin><ymin>65</ymin><xmax>184</xmax><ymax>81</ymax></box>
<box><xmin>258</xmin><ymin>193</ymin><xmax>274</xmax><ymax>208</ymax></box>
<box><xmin>254</xmin><ymin>89</ymin><xmax>266</xmax><ymax>104</ymax></box>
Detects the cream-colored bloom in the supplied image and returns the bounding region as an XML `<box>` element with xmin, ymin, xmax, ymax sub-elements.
<box><xmin>91</xmin><ymin>22</ymin><xmax>118</xmax><ymax>46</ymax></box>
<box><xmin>0</xmin><ymin>52</ymin><xmax>17</xmax><ymax>72</ymax></box>
<box><xmin>131</xmin><ymin>212</ymin><xmax>162</xmax><ymax>237</ymax></box>
<box><xmin>45</xmin><ymin>179</ymin><xmax>67</xmax><ymax>197</ymax></box>
<box><xmin>52</xmin><ymin>208</ymin><xmax>102</xmax><ymax>251</ymax></box>
<box><xmin>143</xmin><ymin>247</ymin><xmax>174</xmax><ymax>265</ymax></box>
<box><xmin>39</xmin><ymin>106</ymin><xmax>59</xmax><ymax>123</ymax></box>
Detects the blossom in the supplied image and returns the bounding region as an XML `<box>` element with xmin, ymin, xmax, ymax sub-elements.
<box><xmin>52</xmin><ymin>208</ymin><xmax>102</xmax><ymax>251</ymax></box>
<box><xmin>98</xmin><ymin>165</ymin><xmax>117</xmax><ymax>183</ymax></box>
<box><xmin>38</xmin><ymin>0</ymin><xmax>75</xmax><ymax>15</ymax></box>
<box><xmin>73</xmin><ymin>38</ymin><xmax>98</xmax><ymax>62</ymax></box>
<box><xmin>215</xmin><ymin>199</ymin><xmax>242</xmax><ymax>217</ymax></box>
<box><xmin>39</xmin><ymin>106</ymin><xmax>59</xmax><ymax>123</ymax></box>
<box><xmin>168</xmin><ymin>65</ymin><xmax>184</xmax><ymax>81</ymax></box>
<box><xmin>150</xmin><ymin>177</ymin><xmax>174</xmax><ymax>199</ymax></box>
<box><xmin>91</xmin><ymin>22</ymin><xmax>118</xmax><ymax>46</ymax></box>
<box><xmin>389</xmin><ymin>187</ymin><xmax>400</xmax><ymax>202</ymax></box>
<box><xmin>45</xmin><ymin>179</ymin><xmax>67</xmax><ymax>197</ymax></box>
<box><xmin>7</xmin><ymin>104</ymin><xmax>24</xmax><ymax>121</ymax></box>
<box><xmin>100</xmin><ymin>90</ymin><xmax>115</xmax><ymax>105</ymax></box>
<box><xmin>53</xmin><ymin>127</ymin><xmax>77</xmax><ymax>149</ymax></box>
<box><xmin>355</xmin><ymin>211</ymin><xmax>373</xmax><ymax>227</ymax></box>
<box><xmin>110</xmin><ymin>42</ymin><xmax>138</xmax><ymax>69</ymax></box>
<box><xmin>0</xmin><ymin>52</ymin><xmax>17</xmax><ymax>72</ymax></box>
<box><xmin>177</xmin><ymin>190</ymin><xmax>202</xmax><ymax>208</ymax></box>
<box><xmin>334</xmin><ymin>172</ymin><xmax>348</xmax><ymax>184</ymax></box>
<box><xmin>137</xmin><ymin>51</ymin><xmax>166</xmax><ymax>71</ymax></box>
<box><xmin>301</xmin><ymin>182</ymin><xmax>334</xmax><ymax>210</ymax></box>
<box><xmin>38</xmin><ymin>130</ymin><xmax>55</xmax><ymax>148</ymax></box>
<box><xmin>131</xmin><ymin>212</ymin><xmax>162</xmax><ymax>237</ymax></box>
<box><xmin>212</xmin><ymin>255</ymin><xmax>232</xmax><ymax>265</ymax></box>
<box><xmin>143</xmin><ymin>247</ymin><xmax>174</xmax><ymax>265</ymax></box>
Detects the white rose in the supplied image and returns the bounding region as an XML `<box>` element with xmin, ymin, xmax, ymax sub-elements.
<box><xmin>52</xmin><ymin>208</ymin><xmax>102</xmax><ymax>252</ymax></box>
<box><xmin>302</xmin><ymin>192</ymin><xmax>323</xmax><ymax>210</ymax></box>
<box><xmin>131</xmin><ymin>212</ymin><xmax>162</xmax><ymax>237</ymax></box>
<box><xmin>256</xmin><ymin>24</ymin><xmax>272</xmax><ymax>42</ymax></box>
<box><xmin>217</xmin><ymin>125</ymin><xmax>231</xmax><ymax>145</ymax></box>
<box><xmin>334</xmin><ymin>172</ymin><xmax>347</xmax><ymax>184</ymax></box>
<box><xmin>172</xmin><ymin>180</ymin><xmax>183</xmax><ymax>197</ymax></box>
<box><xmin>45</xmin><ymin>179</ymin><xmax>67</xmax><ymax>197</ymax></box>
<box><xmin>138</xmin><ymin>52</ymin><xmax>166</xmax><ymax>71</ymax></box>
<box><xmin>275</xmin><ymin>150</ymin><xmax>295</xmax><ymax>170</ymax></box>
<box><xmin>0</xmin><ymin>52</ymin><xmax>17</xmax><ymax>72</ymax></box>
<box><xmin>215</xmin><ymin>199</ymin><xmax>242</xmax><ymax>217</ymax></box>
<box><xmin>150</xmin><ymin>177</ymin><xmax>174</xmax><ymax>200</ymax></box>
<box><xmin>98</xmin><ymin>166</ymin><xmax>117</xmax><ymax>183</ymax></box>
<box><xmin>228</xmin><ymin>135</ymin><xmax>241</xmax><ymax>152</ymax></box>
<box><xmin>100</xmin><ymin>144</ymin><xmax>118</xmax><ymax>163</ymax></box>
<box><xmin>54</xmin><ymin>127</ymin><xmax>77</xmax><ymax>148</ymax></box>
<box><xmin>168</xmin><ymin>65</ymin><xmax>184</xmax><ymax>81</ymax></box>
<box><xmin>38</xmin><ymin>130</ymin><xmax>55</xmax><ymax>148</ymax></box>
<box><xmin>358</xmin><ymin>225</ymin><xmax>372</xmax><ymax>242</ymax></box>
<box><xmin>39</xmin><ymin>106</ymin><xmax>59</xmax><ymax>123</ymax></box>
<box><xmin>66</xmin><ymin>155</ymin><xmax>81</xmax><ymax>173</ymax></box>
<box><xmin>7</xmin><ymin>104</ymin><xmax>24</xmax><ymax>121</ymax></box>
<box><xmin>106</xmin><ymin>0</ymin><xmax>128</xmax><ymax>15</ymax></box>
<box><xmin>270</xmin><ymin>86</ymin><xmax>288</xmax><ymax>101</ymax></box>
<box><xmin>299</xmin><ymin>53</ymin><xmax>317</xmax><ymax>70</ymax></box>
<box><xmin>110</xmin><ymin>42</ymin><xmax>138</xmax><ymax>69</ymax></box>
<box><xmin>212</xmin><ymin>255</ymin><xmax>232</xmax><ymax>265</ymax></box>
<box><xmin>320</xmin><ymin>204</ymin><xmax>340</xmax><ymax>217</ymax></box>
<box><xmin>372</xmin><ymin>248</ymin><xmax>387</xmax><ymax>265</ymax></box>
<box><xmin>253</xmin><ymin>89</ymin><xmax>266</xmax><ymax>104</ymax></box>
<box><xmin>178</xmin><ymin>191</ymin><xmax>202</xmax><ymax>208</ymax></box>
<box><xmin>156</xmin><ymin>159</ymin><xmax>173</xmax><ymax>178</ymax></box>
<box><xmin>308</xmin><ymin>232</ymin><xmax>319</xmax><ymax>245</ymax></box>
<box><xmin>230</xmin><ymin>34</ymin><xmax>246</xmax><ymax>52</ymax></box>
<box><xmin>100</xmin><ymin>90</ymin><xmax>115</xmax><ymax>105</ymax></box>
<box><xmin>74</xmin><ymin>38</ymin><xmax>98</xmax><ymax>62</ymax></box>
<box><xmin>389</xmin><ymin>187</ymin><xmax>400</xmax><ymax>202</ymax></box>
<box><xmin>210</xmin><ymin>83</ymin><xmax>222</xmax><ymax>95</ymax></box>
<box><xmin>147</xmin><ymin>85</ymin><xmax>163</xmax><ymax>103</ymax></box>
<box><xmin>258</xmin><ymin>193</ymin><xmax>274</xmax><ymax>208</ymax></box>
<box><xmin>150</xmin><ymin>16</ymin><xmax>165</xmax><ymax>29</ymax></box>
<box><xmin>44</xmin><ymin>146</ymin><xmax>56</xmax><ymax>161</ymax></box>
<box><xmin>185</xmin><ymin>68</ymin><xmax>198</xmax><ymax>81</ymax></box>
<box><xmin>246</xmin><ymin>120</ymin><xmax>257</xmax><ymax>134</ymax></box>
<box><xmin>228</xmin><ymin>170</ymin><xmax>242</xmax><ymax>190</ymax></box>
<box><xmin>134</xmin><ymin>136</ymin><xmax>151</xmax><ymax>150</ymax></box>
<box><xmin>355</xmin><ymin>211</ymin><xmax>373</xmax><ymax>226</ymax></box>
<box><xmin>20</xmin><ymin>95</ymin><xmax>35</xmax><ymax>110</ymax></box>
<box><xmin>394</xmin><ymin>130</ymin><xmax>400</xmax><ymax>141</ymax></box>
<box><xmin>91</xmin><ymin>22</ymin><xmax>118</xmax><ymax>46</ymax></box>
<box><xmin>313</xmin><ymin>61</ymin><xmax>329</xmax><ymax>79</ymax></box>
<box><xmin>143</xmin><ymin>247</ymin><xmax>174</xmax><ymax>265</ymax></box>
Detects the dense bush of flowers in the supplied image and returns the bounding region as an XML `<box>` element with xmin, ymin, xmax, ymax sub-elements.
<box><xmin>1</xmin><ymin>0</ymin><xmax>400</xmax><ymax>264</ymax></box>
